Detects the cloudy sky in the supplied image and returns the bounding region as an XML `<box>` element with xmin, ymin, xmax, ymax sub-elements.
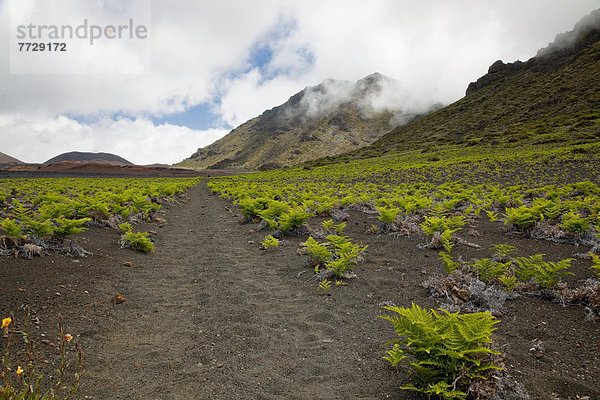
<box><xmin>0</xmin><ymin>0</ymin><xmax>599</xmax><ymax>165</ymax></box>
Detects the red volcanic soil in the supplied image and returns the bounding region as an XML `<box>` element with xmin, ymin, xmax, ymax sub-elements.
<box><xmin>35</xmin><ymin>161</ymin><xmax>235</xmax><ymax>177</ymax></box>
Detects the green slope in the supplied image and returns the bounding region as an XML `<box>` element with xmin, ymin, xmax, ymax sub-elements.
<box><xmin>309</xmin><ymin>12</ymin><xmax>600</xmax><ymax>165</ymax></box>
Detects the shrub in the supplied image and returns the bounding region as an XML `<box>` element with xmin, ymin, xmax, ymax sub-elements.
<box><xmin>469</xmin><ymin>259</ymin><xmax>511</xmax><ymax>285</ymax></box>
<box><xmin>376</xmin><ymin>206</ymin><xmax>401</xmax><ymax>223</ymax></box>
<box><xmin>52</xmin><ymin>217</ymin><xmax>91</xmax><ymax>237</ymax></box>
<box><xmin>121</xmin><ymin>231</ymin><xmax>154</xmax><ymax>253</ymax></box>
<box><xmin>0</xmin><ymin>218</ymin><xmax>23</xmax><ymax>243</ymax></box>
<box><xmin>560</xmin><ymin>212</ymin><xmax>590</xmax><ymax>234</ymax></box>
<box><xmin>421</xmin><ymin>216</ymin><xmax>466</xmax><ymax>237</ymax></box>
<box><xmin>301</xmin><ymin>237</ymin><xmax>331</xmax><ymax>265</ymax></box>
<box><xmin>260</xmin><ymin>235</ymin><xmax>279</xmax><ymax>250</ymax></box>
<box><xmin>24</xmin><ymin>218</ymin><xmax>54</xmax><ymax>237</ymax></box>
<box><xmin>379</xmin><ymin>303</ymin><xmax>501</xmax><ymax>400</ymax></box>
<box><xmin>513</xmin><ymin>254</ymin><xmax>573</xmax><ymax>288</ymax></box>
<box><xmin>492</xmin><ymin>244</ymin><xmax>517</xmax><ymax>260</ymax></box>
<box><xmin>279</xmin><ymin>208</ymin><xmax>312</xmax><ymax>232</ymax></box>
<box><xmin>592</xmin><ymin>254</ymin><xmax>600</xmax><ymax>277</ymax></box>
<box><xmin>301</xmin><ymin>235</ymin><xmax>367</xmax><ymax>279</ymax></box>
<box><xmin>503</xmin><ymin>206</ymin><xmax>539</xmax><ymax>230</ymax></box>
<box><xmin>119</xmin><ymin>222</ymin><xmax>133</xmax><ymax>233</ymax></box>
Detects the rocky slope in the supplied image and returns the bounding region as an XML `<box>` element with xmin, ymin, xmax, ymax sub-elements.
<box><xmin>0</xmin><ymin>152</ymin><xmax>23</xmax><ymax>164</ymax></box>
<box><xmin>178</xmin><ymin>73</ymin><xmax>437</xmax><ymax>170</ymax></box>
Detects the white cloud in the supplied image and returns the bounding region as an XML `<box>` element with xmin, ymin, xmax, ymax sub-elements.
<box><xmin>0</xmin><ymin>112</ymin><xmax>228</xmax><ymax>165</ymax></box>
<box><xmin>0</xmin><ymin>0</ymin><xmax>599</xmax><ymax>164</ymax></box>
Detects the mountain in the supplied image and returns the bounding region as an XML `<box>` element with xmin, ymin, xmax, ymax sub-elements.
<box><xmin>45</xmin><ymin>151</ymin><xmax>133</xmax><ymax>165</ymax></box>
<box><xmin>316</xmin><ymin>9</ymin><xmax>600</xmax><ymax>163</ymax></box>
<box><xmin>178</xmin><ymin>73</ymin><xmax>437</xmax><ymax>170</ymax></box>
<box><xmin>0</xmin><ymin>152</ymin><xmax>23</xmax><ymax>164</ymax></box>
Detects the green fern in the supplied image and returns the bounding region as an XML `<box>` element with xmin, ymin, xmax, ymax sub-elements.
<box><xmin>440</xmin><ymin>229</ymin><xmax>457</xmax><ymax>253</ymax></box>
<box><xmin>376</xmin><ymin>206</ymin><xmax>401</xmax><ymax>223</ymax></box>
<box><xmin>121</xmin><ymin>231</ymin><xmax>154</xmax><ymax>253</ymax></box>
<box><xmin>317</xmin><ymin>279</ymin><xmax>332</xmax><ymax>294</ymax></box>
<box><xmin>379</xmin><ymin>303</ymin><xmax>501</xmax><ymax>400</ymax></box>
<box><xmin>421</xmin><ymin>216</ymin><xmax>466</xmax><ymax>238</ymax></box>
<box><xmin>119</xmin><ymin>222</ymin><xmax>133</xmax><ymax>233</ymax></box>
<box><xmin>560</xmin><ymin>212</ymin><xmax>590</xmax><ymax>234</ymax></box>
<box><xmin>261</xmin><ymin>235</ymin><xmax>279</xmax><ymax>250</ymax></box>
<box><xmin>591</xmin><ymin>254</ymin><xmax>600</xmax><ymax>277</ymax></box>
<box><xmin>279</xmin><ymin>208</ymin><xmax>312</xmax><ymax>232</ymax></box>
<box><xmin>333</xmin><ymin>222</ymin><xmax>346</xmax><ymax>234</ymax></box>
<box><xmin>1</xmin><ymin>218</ymin><xmax>23</xmax><ymax>242</ymax></box>
<box><xmin>24</xmin><ymin>218</ymin><xmax>54</xmax><ymax>237</ymax></box>
<box><xmin>52</xmin><ymin>217</ymin><xmax>91</xmax><ymax>237</ymax></box>
<box><xmin>503</xmin><ymin>206</ymin><xmax>538</xmax><ymax>230</ymax></box>
<box><xmin>492</xmin><ymin>243</ymin><xmax>517</xmax><ymax>259</ymax></box>
<box><xmin>498</xmin><ymin>274</ymin><xmax>518</xmax><ymax>292</ymax></box>
<box><xmin>321</xmin><ymin>219</ymin><xmax>334</xmax><ymax>231</ymax></box>
<box><xmin>439</xmin><ymin>252</ymin><xmax>459</xmax><ymax>273</ymax></box>
<box><xmin>485</xmin><ymin>210</ymin><xmax>499</xmax><ymax>222</ymax></box>
<box><xmin>513</xmin><ymin>254</ymin><xmax>574</xmax><ymax>288</ymax></box>
<box><xmin>301</xmin><ymin>235</ymin><xmax>366</xmax><ymax>279</ymax></box>
<box><xmin>301</xmin><ymin>237</ymin><xmax>332</xmax><ymax>263</ymax></box>
<box><xmin>470</xmin><ymin>259</ymin><xmax>510</xmax><ymax>284</ymax></box>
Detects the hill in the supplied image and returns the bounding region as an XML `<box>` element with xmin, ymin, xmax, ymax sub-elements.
<box><xmin>44</xmin><ymin>151</ymin><xmax>133</xmax><ymax>165</ymax></box>
<box><xmin>0</xmin><ymin>152</ymin><xmax>23</xmax><ymax>164</ymax></box>
<box><xmin>177</xmin><ymin>73</ymin><xmax>438</xmax><ymax>170</ymax></box>
<box><xmin>313</xmin><ymin>9</ymin><xmax>600</xmax><ymax>164</ymax></box>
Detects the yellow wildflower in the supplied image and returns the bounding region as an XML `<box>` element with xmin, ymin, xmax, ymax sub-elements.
<box><xmin>1</xmin><ymin>317</ymin><xmax>11</xmax><ymax>329</ymax></box>
<box><xmin>16</xmin><ymin>366</ymin><xmax>23</xmax><ymax>375</ymax></box>
<box><xmin>64</xmin><ymin>334</ymin><xmax>73</xmax><ymax>342</ymax></box>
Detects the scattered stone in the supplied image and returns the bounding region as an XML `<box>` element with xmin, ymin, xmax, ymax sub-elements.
<box><xmin>112</xmin><ymin>293</ymin><xmax>126</xmax><ymax>304</ymax></box>
<box><xmin>468</xmin><ymin>228</ymin><xmax>483</xmax><ymax>237</ymax></box>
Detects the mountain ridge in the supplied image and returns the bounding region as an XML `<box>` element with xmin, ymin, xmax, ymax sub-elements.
<box><xmin>178</xmin><ymin>73</ymin><xmax>438</xmax><ymax>170</ymax></box>
<box><xmin>0</xmin><ymin>152</ymin><xmax>23</xmax><ymax>164</ymax></box>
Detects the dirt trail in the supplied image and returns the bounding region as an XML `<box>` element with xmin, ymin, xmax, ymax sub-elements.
<box><xmin>80</xmin><ymin>183</ymin><xmax>406</xmax><ymax>399</ymax></box>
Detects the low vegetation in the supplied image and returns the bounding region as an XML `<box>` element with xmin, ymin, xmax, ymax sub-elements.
<box><xmin>379</xmin><ymin>303</ymin><xmax>501</xmax><ymax>400</ymax></box>
<box><xmin>0</xmin><ymin>177</ymin><xmax>202</xmax><ymax>256</ymax></box>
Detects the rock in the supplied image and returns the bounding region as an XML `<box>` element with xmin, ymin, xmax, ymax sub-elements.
<box><xmin>112</xmin><ymin>293</ymin><xmax>126</xmax><ymax>304</ymax></box>
<box><xmin>488</xmin><ymin>60</ymin><xmax>507</xmax><ymax>74</ymax></box>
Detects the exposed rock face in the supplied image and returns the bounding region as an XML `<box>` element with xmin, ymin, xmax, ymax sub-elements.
<box><xmin>467</xmin><ymin>9</ymin><xmax>600</xmax><ymax>96</ymax></box>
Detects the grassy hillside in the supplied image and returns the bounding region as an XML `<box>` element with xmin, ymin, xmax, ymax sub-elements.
<box><xmin>310</xmin><ymin>25</ymin><xmax>600</xmax><ymax>165</ymax></box>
